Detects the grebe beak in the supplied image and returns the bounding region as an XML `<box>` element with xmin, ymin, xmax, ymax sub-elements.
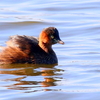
<box><xmin>57</xmin><ymin>40</ymin><xmax>64</xmax><ymax>45</ymax></box>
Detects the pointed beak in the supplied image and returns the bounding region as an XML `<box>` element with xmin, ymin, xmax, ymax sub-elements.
<box><xmin>57</xmin><ymin>40</ymin><xmax>64</xmax><ymax>44</ymax></box>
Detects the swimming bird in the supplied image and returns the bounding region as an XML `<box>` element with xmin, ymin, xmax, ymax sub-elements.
<box><xmin>0</xmin><ymin>27</ymin><xmax>64</xmax><ymax>64</ymax></box>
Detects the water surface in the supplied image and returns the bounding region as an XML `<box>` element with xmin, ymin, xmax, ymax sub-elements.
<box><xmin>0</xmin><ymin>0</ymin><xmax>100</xmax><ymax>100</ymax></box>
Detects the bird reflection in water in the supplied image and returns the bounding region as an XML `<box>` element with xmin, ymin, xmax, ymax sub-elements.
<box><xmin>0</xmin><ymin>64</ymin><xmax>64</xmax><ymax>92</ymax></box>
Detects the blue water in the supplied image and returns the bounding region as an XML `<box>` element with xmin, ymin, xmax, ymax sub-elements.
<box><xmin>0</xmin><ymin>0</ymin><xmax>100</xmax><ymax>100</ymax></box>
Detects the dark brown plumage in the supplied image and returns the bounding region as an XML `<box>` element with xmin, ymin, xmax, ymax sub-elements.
<box><xmin>0</xmin><ymin>27</ymin><xmax>64</xmax><ymax>64</ymax></box>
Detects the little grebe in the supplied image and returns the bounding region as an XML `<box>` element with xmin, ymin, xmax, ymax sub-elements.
<box><xmin>0</xmin><ymin>27</ymin><xmax>64</xmax><ymax>64</ymax></box>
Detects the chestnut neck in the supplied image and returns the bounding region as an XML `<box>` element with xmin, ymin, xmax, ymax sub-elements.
<box><xmin>39</xmin><ymin>42</ymin><xmax>53</xmax><ymax>53</ymax></box>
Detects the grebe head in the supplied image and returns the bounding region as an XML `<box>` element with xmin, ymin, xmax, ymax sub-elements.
<box><xmin>39</xmin><ymin>27</ymin><xmax>64</xmax><ymax>45</ymax></box>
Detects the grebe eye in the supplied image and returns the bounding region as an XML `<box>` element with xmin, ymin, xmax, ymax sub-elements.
<box><xmin>51</xmin><ymin>35</ymin><xmax>54</xmax><ymax>39</ymax></box>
